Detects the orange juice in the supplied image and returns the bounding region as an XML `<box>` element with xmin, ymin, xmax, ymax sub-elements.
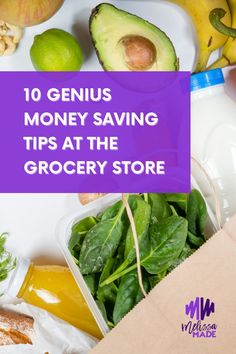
<box><xmin>5</xmin><ymin>259</ymin><xmax>101</xmax><ymax>338</ymax></box>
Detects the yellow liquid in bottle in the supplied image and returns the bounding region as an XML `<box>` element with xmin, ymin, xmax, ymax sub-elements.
<box><xmin>18</xmin><ymin>264</ymin><xmax>102</xmax><ymax>339</ymax></box>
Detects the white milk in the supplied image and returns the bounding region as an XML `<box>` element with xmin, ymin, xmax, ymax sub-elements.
<box><xmin>191</xmin><ymin>69</ymin><xmax>236</xmax><ymax>224</ymax></box>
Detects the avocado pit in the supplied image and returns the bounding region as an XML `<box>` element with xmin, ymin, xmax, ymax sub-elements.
<box><xmin>120</xmin><ymin>35</ymin><xmax>157</xmax><ymax>70</ymax></box>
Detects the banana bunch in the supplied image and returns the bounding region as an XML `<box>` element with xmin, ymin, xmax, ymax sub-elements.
<box><xmin>208</xmin><ymin>0</ymin><xmax>236</xmax><ymax>69</ymax></box>
<box><xmin>167</xmin><ymin>0</ymin><xmax>231</xmax><ymax>72</ymax></box>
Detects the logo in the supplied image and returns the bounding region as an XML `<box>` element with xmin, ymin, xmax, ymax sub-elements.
<box><xmin>181</xmin><ymin>297</ymin><xmax>217</xmax><ymax>338</ymax></box>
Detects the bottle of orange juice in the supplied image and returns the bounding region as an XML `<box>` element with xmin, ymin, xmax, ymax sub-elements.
<box><xmin>2</xmin><ymin>259</ymin><xmax>101</xmax><ymax>339</ymax></box>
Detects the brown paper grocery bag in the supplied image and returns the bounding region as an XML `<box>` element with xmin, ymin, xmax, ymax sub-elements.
<box><xmin>91</xmin><ymin>215</ymin><xmax>236</xmax><ymax>354</ymax></box>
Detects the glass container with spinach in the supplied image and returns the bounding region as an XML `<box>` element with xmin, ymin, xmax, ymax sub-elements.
<box><xmin>68</xmin><ymin>190</ymin><xmax>208</xmax><ymax>328</ymax></box>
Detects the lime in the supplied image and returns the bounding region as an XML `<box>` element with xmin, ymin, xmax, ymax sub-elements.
<box><xmin>30</xmin><ymin>28</ymin><xmax>83</xmax><ymax>71</ymax></box>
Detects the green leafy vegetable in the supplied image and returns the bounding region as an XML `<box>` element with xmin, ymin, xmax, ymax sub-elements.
<box><xmin>84</xmin><ymin>274</ymin><xmax>99</xmax><ymax>296</ymax></box>
<box><xmin>141</xmin><ymin>216</ymin><xmax>188</xmax><ymax>274</ymax></box>
<box><xmin>113</xmin><ymin>236</ymin><xmax>126</xmax><ymax>271</ymax></box>
<box><xmin>187</xmin><ymin>189</ymin><xmax>207</xmax><ymax>236</ymax></box>
<box><xmin>0</xmin><ymin>233</ymin><xmax>16</xmax><ymax>283</ymax></box>
<box><xmin>97</xmin><ymin>282</ymin><xmax>117</xmax><ymax>304</ymax></box>
<box><xmin>169</xmin><ymin>205</ymin><xmax>178</xmax><ymax>216</ymax></box>
<box><xmin>68</xmin><ymin>190</ymin><xmax>209</xmax><ymax>327</ymax></box>
<box><xmin>99</xmin><ymin>200</ymin><xmax>123</xmax><ymax>221</ymax></box>
<box><xmin>99</xmin><ymin>257</ymin><xmax>116</xmax><ymax>284</ymax></box>
<box><xmin>187</xmin><ymin>231</ymin><xmax>205</xmax><ymax>248</ymax></box>
<box><xmin>96</xmin><ymin>299</ymin><xmax>108</xmax><ymax>323</ymax></box>
<box><xmin>97</xmin><ymin>258</ymin><xmax>118</xmax><ymax>303</ymax></box>
<box><xmin>168</xmin><ymin>243</ymin><xmax>193</xmax><ymax>272</ymax></box>
<box><xmin>102</xmin><ymin>216</ymin><xmax>187</xmax><ymax>285</ymax></box>
<box><xmin>113</xmin><ymin>270</ymin><xmax>149</xmax><ymax>325</ymax></box>
<box><xmin>79</xmin><ymin>205</ymin><xmax>125</xmax><ymax>274</ymax></box>
<box><xmin>107</xmin><ymin>197</ymin><xmax>151</xmax><ymax>282</ymax></box>
<box><xmin>165</xmin><ymin>193</ymin><xmax>188</xmax><ymax>213</ymax></box>
<box><xmin>124</xmin><ymin>196</ymin><xmax>151</xmax><ymax>258</ymax></box>
<box><xmin>148</xmin><ymin>193</ymin><xmax>172</xmax><ymax>220</ymax></box>
<box><xmin>69</xmin><ymin>216</ymin><xmax>98</xmax><ymax>257</ymax></box>
<box><xmin>186</xmin><ymin>189</ymin><xmax>207</xmax><ymax>247</ymax></box>
<box><xmin>149</xmin><ymin>272</ymin><xmax>166</xmax><ymax>290</ymax></box>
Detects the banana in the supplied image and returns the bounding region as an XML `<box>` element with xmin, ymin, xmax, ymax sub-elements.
<box><xmin>168</xmin><ymin>0</ymin><xmax>231</xmax><ymax>72</ymax></box>
<box><xmin>208</xmin><ymin>0</ymin><xmax>236</xmax><ymax>69</ymax></box>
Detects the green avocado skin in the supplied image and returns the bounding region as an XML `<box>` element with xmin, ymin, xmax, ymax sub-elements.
<box><xmin>89</xmin><ymin>3</ymin><xmax>178</xmax><ymax>71</ymax></box>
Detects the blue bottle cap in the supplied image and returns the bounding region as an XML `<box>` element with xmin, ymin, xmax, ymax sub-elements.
<box><xmin>191</xmin><ymin>69</ymin><xmax>225</xmax><ymax>92</ymax></box>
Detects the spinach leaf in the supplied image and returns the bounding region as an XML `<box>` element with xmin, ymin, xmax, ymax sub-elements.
<box><xmin>99</xmin><ymin>200</ymin><xmax>123</xmax><ymax>221</ymax></box>
<box><xmin>100</xmin><ymin>216</ymin><xmax>191</xmax><ymax>287</ymax></box>
<box><xmin>142</xmin><ymin>216</ymin><xmax>187</xmax><ymax>274</ymax></box>
<box><xmin>148</xmin><ymin>193</ymin><xmax>172</xmax><ymax>220</ymax></box>
<box><xmin>97</xmin><ymin>282</ymin><xmax>117</xmax><ymax>302</ymax></box>
<box><xmin>113</xmin><ymin>270</ymin><xmax>149</xmax><ymax>325</ymax></box>
<box><xmin>97</xmin><ymin>258</ymin><xmax>118</xmax><ymax>304</ymax></box>
<box><xmin>96</xmin><ymin>299</ymin><xmax>109</xmax><ymax>324</ymax></box>
<box><xmin>113</xmin><ymin>196</ymin><xmax>140</xmax><ymax>268</ymax></box>
<box><xmin>97</xmin><ymin>283</ymin><xmax>118</xmax><ymax>304</ymax></box>
<box><xmin>135</xmin><ymin>281</ymin><xmax>149</xmax><ymax>304</ymax></box>
<box><xmin>124</xmin><ymin>196</ymin><xmax>151</xmax><ymax>258</ymax></box>
<box><xmin>99</xmin><ymin>196</ymin><xmax>137</xmax><ymax>222</ymax></box>
<box><xmin>106</xmin><ymin>198</ymin><xmax>151</xmax><ymax>282</ymax></box>
<box><xmin>84</xmin><ymin>274</ymin><xmax>99</xmax><ymax>296</ymax></box>
<box><xmin>71</xmin><ymin>216</ymin><xmax>98</xmax><ymax>235</ymax></box>
<box><xmin>99</xmin><ymin>258</ymin><xmax>116</xmax><ymax>284</ymax></box>
<box><xmin>186</xmin><ymin>189</ymin><xmax>207</xmax><ymax>236</ymax></box>
<box><xmin>149</xmin><ymin>272</ymin><xmax>166</xmax><ymax>290</ymax></box>
<box><xmin>165</xmin><ymin>193</ymin><xmax>188</xmax><ymax>213</ymax></box>
<box><xmin>79</xmin><ymin>205</ymin><xmax>125</xmax><ymax>274</ymax></box>
<box><xmin>169</xmin><ymin>205</ymin><xmax>178</xmax><ymax>216</ymax></box>
<box><xmin>187</xmin><ymin>231</ymin><xmax>205</xmax><ymax>248</ymax></box>
<box><xmin>68</xmin><ymin>216</ymin><xmax>98</xmax><ymax>256</ymax></box>
<box><xmin>168</xmin><ymin>243</ymin><xmax>193</xmax><ymax>272</ymax></box>
<box><xmin>113</xmin><ymin>237</ymin><xmax>126</xmax><ymax>271</ymax></box>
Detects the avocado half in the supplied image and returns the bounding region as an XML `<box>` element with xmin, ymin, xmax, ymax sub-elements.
<box><xmin>90</xmin><ymin>3</ymin><xmax>178</xmax><ymax>71</ymax></box>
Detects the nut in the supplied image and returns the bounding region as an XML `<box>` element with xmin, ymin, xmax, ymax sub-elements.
<box><xmin>3</xmin><ymin>35</ymin><xmax>16</xmax><ymax>55</ymax></box>
<box><xmin>0</xmin><ymin>38</ymin><xmax>6</xmax><ymax>55</ymax></box>
<box><xmin>0</xmin><ymin>21</ymin><xmax>23</xmax><ymax>56</ymax></box>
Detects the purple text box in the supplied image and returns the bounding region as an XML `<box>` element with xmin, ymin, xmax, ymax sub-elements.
<box><xmin>0</xmin><ymin>71</ymin><xmax>190</xmax><ymax>193</ymax></box>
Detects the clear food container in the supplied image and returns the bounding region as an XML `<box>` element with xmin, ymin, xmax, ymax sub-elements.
<box><xmin>56</xmin><ymin>187</ymin><xmax>218</xmax><ymax>336</ymax></box>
